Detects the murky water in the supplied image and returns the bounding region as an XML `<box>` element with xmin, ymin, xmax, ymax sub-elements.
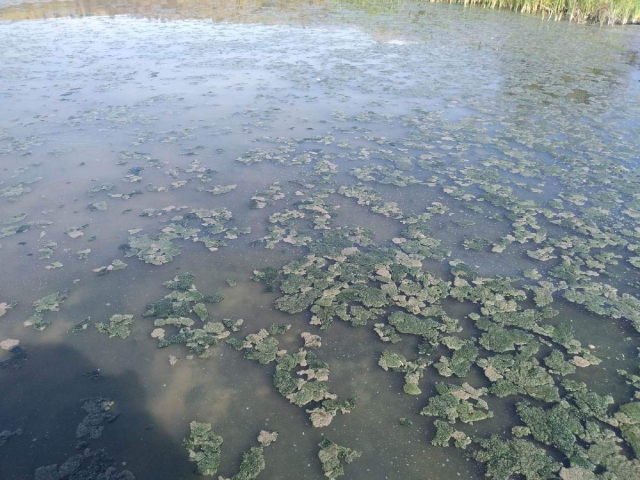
<box><xmin>1</xmin><ymin>1</ymin><xmax>640</xmax><ymax>479</ymax></box>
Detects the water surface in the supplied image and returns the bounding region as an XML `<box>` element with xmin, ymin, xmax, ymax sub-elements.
<box><xmin>1</xmin><ymin>1</ymin><xmax>640</xmax><ymax>479</ymax></box>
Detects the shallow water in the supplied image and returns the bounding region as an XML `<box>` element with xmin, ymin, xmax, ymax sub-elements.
<box><xmin>1</xmin><ymin>1</ymin><xmax>640</xmax><ymax>479</ymax></box>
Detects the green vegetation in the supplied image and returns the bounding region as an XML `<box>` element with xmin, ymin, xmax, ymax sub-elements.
<box><xmin>183</xmin><ymin>422</ymin><xmax>224</xmax><ymax>476</ymax></box>
<box><xmin>317</xmin><ymin>438</ymin><xmax>361</xmax><ymax>478</ymax></box>
<box><xmin>95</xmin><ymin>314</ymin><xmax>135</xmax><ymax>339</ymax></box>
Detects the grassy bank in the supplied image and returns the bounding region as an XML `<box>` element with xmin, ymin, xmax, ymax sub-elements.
<box><xmin>453</xmin><ymin>0</ymin><xmax>639</xmax><ymax>24</ymax></box>
<box><xmin>339</xmin><ymin>0</ymin><xmax>640</xmax><ymax>24</ymax></box>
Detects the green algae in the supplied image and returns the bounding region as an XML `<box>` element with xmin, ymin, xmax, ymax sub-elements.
<box><xmin>93</xmin><ymin>259</ymin><xmax>127</xmax><ymax>275</ymax></box>
<box><xmin>24</xmin><ymin>290</ymin><xmax>69</xmax><ymax>330</ymax></box>
<box><xmin>373</xmin><ymin>323</ymin><xmax>401</xmax><ymax>343</ymax></box>
<box><xmin>478</xmin><ymin>325</ymin><xmax>533</xmax><ymax>353</ymax></box>
<box><xmin>158</xmin><ymin>322</ymin><xmax>228</xmax><ymax>358</ymax></box>
<box><xmin>398</xmin><ymin>417</ymin><xmax>413</xmax><ymax>427</ymax></box>
<box><xmin>88</xmin><ymin>201</ymin><xmax>108</xmax><ymax>211</ymax></box>
<box><xmin>124</xmin><ymin>234</ymin><xmax>181</xmax><ymax>265</ymax></box>
<box><xmin>421</xmin><ymin>382</ymin><xmax>493</xmax><ymax>424</ymax></box>
<box><xmin>0</xmin><ymin>183</ymin><xmax>32</xmax><ymax>200</ymax></box>
<box><xmin>200</xmin><ymin>184</ymin><xmax>236</xmax><ymax>195</ymax></box>
<box><xmin>543</xmin><ymin>350</ymin><xmax>577</xmax><ymax>376</ymax></box>
<box><xmin>477</xmin><ymin>345</ymin><xmax>560</xmax><ymax>403</ymax></box>
<box><xmin>387</xmin><ymin>311</ymin><xmax>441</xmax><ymax>336</ymax></box>
<box><xmin>431</xmin><ymin>420</ymin><xmax>471</xmax><ymax>449</ymax></box>
<box><xmin>250</xmin><ymin>182</ymin><xmax>285</xmax><ymax>209</ymax></box>
<box><xmin>163</xmin><ymin>273</ymin><xmax>196</xmax><ymax>291</ymax></box>
<box><xmin>317</xmin><ymin>438</ymin><xmax>361</xmax><ymax>479</ymax></box>
<box><xmin>76</xmin><ymin>248</ymin><xmax>91</xmax><ymax>260</ymax></box>
<box><xmin>433</xmin><ymin>339</ymin><xmax>478</xmax><ymax>378</ymax></box>
<box><xmin>95</xmin><ymin>314</ymin><xmax>134</xmax><ymax>339</ymax></box>
<box><xmin>38</xmin><ymin>241</ymin><xmax>57</xmax><ymax>259</ymax></box>
<box><xmin>223</xmin><ymin>318</ymin><xmax>244</xmax><ymax>332</ymax></box>
<box><xmin>227</xmin><ymin>329</ymin><xmax>280</xmax><ymax>365</ymax></box>
<box><xmin>193</xmin><ymin>303</ymin><xmax>209</xmax><ymax>321</ymax></box>
<box><xmin>76</xmin><ymin>397</ymin><xmax>118</xmax><ymax>440</ymax></box>
<box><xmin>251</xmin><ymin>267</ymin><xmax>280</xmax><ymax>292</ymax></box>
<box><xmin>615</xmin><ymin>403</ymin><xmax>640</xmax><ymax>457</ymax></box>
<box><xmin>270</xmin><ymin>345</ymin><xmax>353</xmax><ymax>427</ymax></box>
<box><xmin>36</xmin><ymin>449</ymin><xmax>135</xmax><ymax>480</ymax></box>
<box><xmin>471</xmin><ymin>436</ymin><xmax>561</xmax><ymax>480</ymax></box>
<box><xmin>378</xmin><ymin>350</ymin><xmax>428</xmax><ymax>395</ymax></box>
<box><xmin>183</xmin><ymin>421</ymin><xmax>223</xmax><ymax>476</ymax></box>
<box><xmin>143</xmin><ymin>274</ymin><xmax>230</xmax><ymax>357</ymax></box>
<box><xmin>516</xmin><ymin>402</ymin><xmax>584</xmax><ymax>458</ymax></box>
<box><xmin>0</xmin><ymin>301</ymin><xmax>17</xmax><ymax>318</ymax></box>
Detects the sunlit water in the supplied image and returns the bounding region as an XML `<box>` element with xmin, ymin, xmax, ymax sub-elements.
<box><xmin>1</xmin><ymin>1</ymin><xmax>640</xmax><ymax>479</ymax></box>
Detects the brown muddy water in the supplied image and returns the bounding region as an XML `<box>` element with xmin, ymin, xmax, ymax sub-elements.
<box><xmin>1</xmin><ymin>1</ymin><xmax>640</xmax><ymax>479</ymax></box>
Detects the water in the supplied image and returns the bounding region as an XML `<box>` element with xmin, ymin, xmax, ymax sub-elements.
<box><xmin>1</xmin><ymin>1</ymin><xmax>639</xmax><ymax>479</ymax></box>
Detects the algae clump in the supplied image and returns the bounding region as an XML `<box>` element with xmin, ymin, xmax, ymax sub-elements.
<box><xmin>317</xmin><ymin>438</ymin><xmax>361</xmax><ymax>479</ymax></box>
<box><xmin>183</xmin><ymin>421</ymin><xmax>223</xmax><ymax>476</ymax></box>
<box><xmin>95</xmin><ymin>314</ymin><xmax>134</xmax><ymax>339</ymax></box>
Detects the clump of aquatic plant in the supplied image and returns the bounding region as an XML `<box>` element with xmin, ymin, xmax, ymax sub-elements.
<box><xmin>317</xmin><ymin>438</ymin><xmax>361</xmax><ymax>479</ymax></box>
<box><xmin>470</xmin><ymin>435</ymin><xmax>561</xmax><ymax>479</ymax></box>
<box><xmin>76</xmin><ymin>397</ymin><xmax>118</xmax><ymax>440</ymax></box>
<box><xmin>24</xmin><ymin>290</ymin><xmax>69</xmax><ymax>330</ymax></box>
<box><xmin>227</xmin><ymin>328</ymin><xmax>282</xmax><ymax>364</ymax></box>
<box><xmin>219</xmin><ymin>431</ymin><xmax>278</xmax><ymax>480</ymax></box>
<box><xmin>421</xmin><ymin>382</ymin><xmax>493</xmax><ymax>424</ymax></box>
<box><xmin>93</xmin><ymin>259</ymin><xmax>127</xmax><ymax>275</ymax></box>
<box><xmin>378</xmin><ymin>350</ymin><xmax>429</xmax><ymax>395</ymax></box>
<box><xmin>95</xmin><ymin>314</ymin><xmax>134</xmax><ymax>339</ymax></box>
<box><xmin>183</xmin><ymin>421</ymin><xmax>223</xmax><ymax>476</ymax></box>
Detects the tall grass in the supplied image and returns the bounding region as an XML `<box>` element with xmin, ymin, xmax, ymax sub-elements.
<box><xmin>338</xmin><ymin>0</ymin><xmax>640</xmax><ymax>23</ymax></box>
<box><xmin>442</xmin><ymin>0</ymin><xmax>639</xmax><ymax>24</ymax></box>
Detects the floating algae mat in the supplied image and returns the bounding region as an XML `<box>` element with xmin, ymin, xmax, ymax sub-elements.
<box><xmin>1</xmin><ymin>0</ymin><xmax>640</xmax><ymax>479</ymax></box>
